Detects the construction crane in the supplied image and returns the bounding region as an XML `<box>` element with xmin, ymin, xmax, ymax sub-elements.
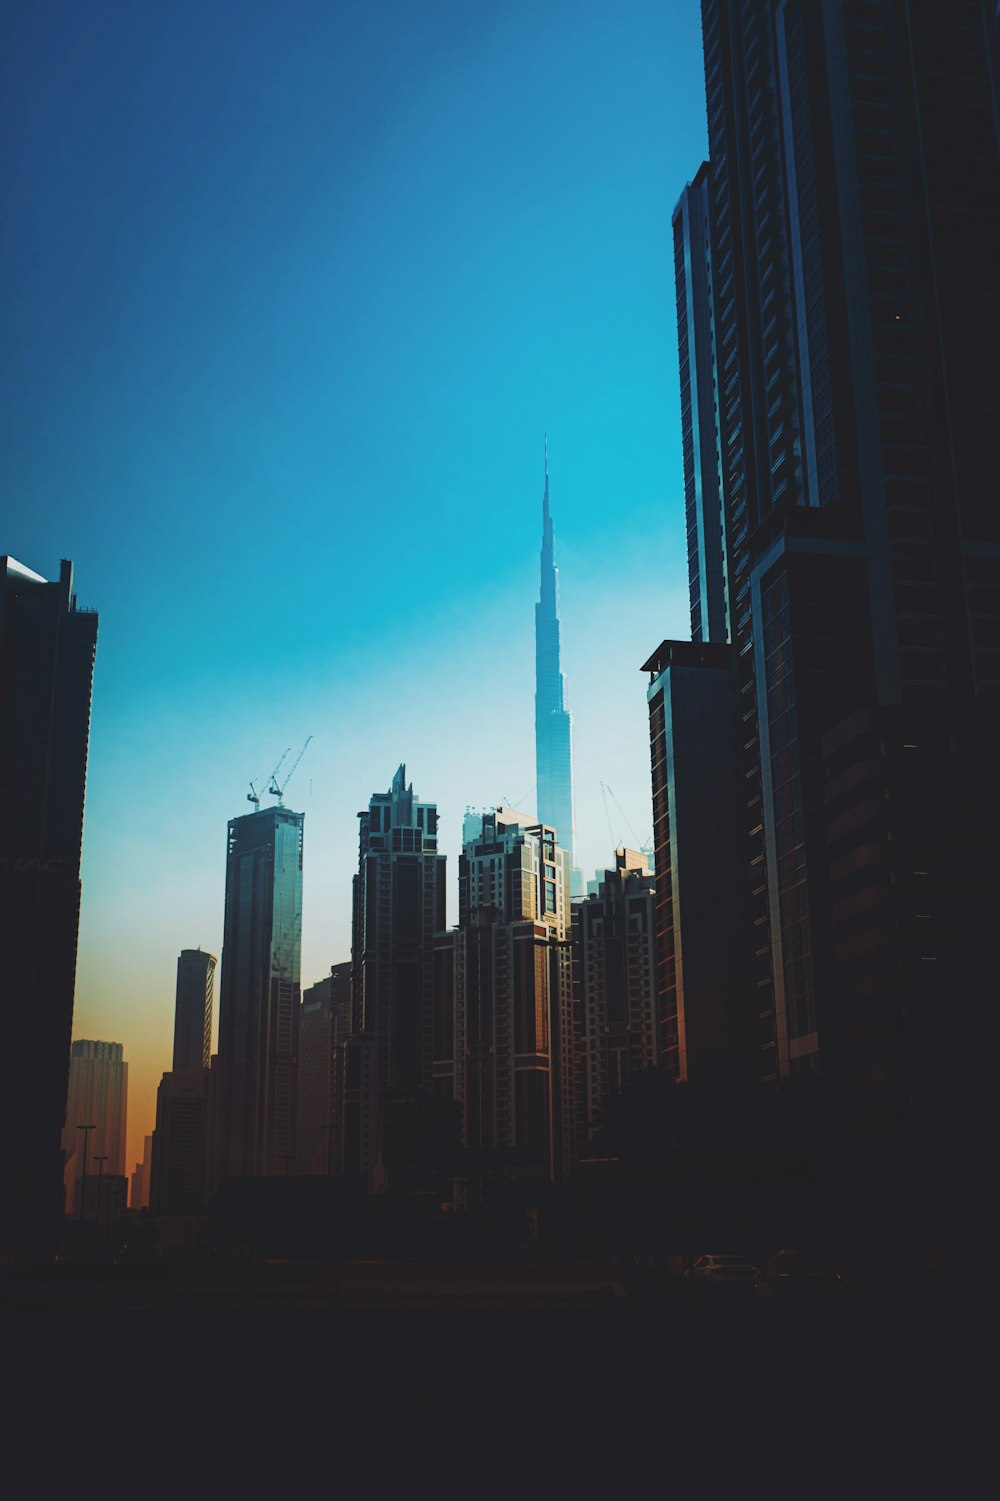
<box><xmin>600</xmin><ymin>782</ymin><xmax>653</xmax><ymax>858</ymax></box>
<box><xmin>248</xmin><ymin>748</ymin><xmax>290</xmax><ymax>811</ymax></box>
<box><xmin>268</xmin><ymin>735</ymin><xmax>313</xmax><ymax>806</ymax></box>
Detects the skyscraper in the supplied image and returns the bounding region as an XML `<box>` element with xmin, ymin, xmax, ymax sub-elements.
<box><xmin>575</xmin><ymin>849</ymin><xmax>658</xmax><ymax>1134</ymax></box>
<box><xmin>652</xmin><ymin>1</ymin><xmax>1000</xmax><ymax>1105</ymax></box>
<box><xmin>149</xmin><ymin>950</ymin><xmax>218</xmax><ymax>1219</ymax></box>
<box><xmin>534</xmin><ymin>443</ymin><xmax>582</xmax><ymax>898</ymax></box>
<box><xmin>442</xmin><ymin>806</ymin><xmax>577</xmax><ymax>1180</ymax></box>
<box><xmin>217</xmin><ymin>804</ymin><xmax>303</xmax><ymax>1178</ymax></box>
<box><xmin>0</xmin><ymin>556</ymin><xmax>98</xmax><ymax>1253</ymax></box>
<box><xmin>352</xmin><ymin>766</ymin><xmax>446</xmax><ymax>1099</ymax></box>
<box><xmin>297</xmin><ymin>961</ymin><xmax>351</xmax><ymax>1174</ymax></box>
<box><xmin>130</xmin><ymin>1134</ymin><xmax>153</xmax><ymax>1211</ymax></box>
<box><xmin>150</xmin><ymin>1066</ymin><xmax>210</xmax><ymax>1218</ymax></box>
<box><xmin>642</xmin><ymin>641</ymin><xmax>743</xmax><ymax>1081</ymax></box>
<box><xmin>673</xmin><ymin>165</ymin><xmax>728</xmax><ymax>648</ymax></box>
<box><xmin>172</xmin><ymin>948</ymin><xmax>216</xmax><ymax>1073</ymax></box>
<box><xmin>62</xmin><ymin>1039</ymin><xmax>128</xmax><ymax>1214</ymax></box>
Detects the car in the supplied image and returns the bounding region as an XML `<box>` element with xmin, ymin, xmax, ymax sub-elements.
<box><xmin>754</xmin><ymin>1248</ymin><xmax>845</xmax><ymax>1300</ymax></box>
<box><xmin>689</xmin><ymin>1254</ymin><xmax>755</xmax><ymax>1286</ymax></box>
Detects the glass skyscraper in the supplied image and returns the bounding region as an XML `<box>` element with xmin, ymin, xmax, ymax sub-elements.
<box><xmin>217</xmin><ymin>804</ymin><xmax>303</xmax><ymax>1178</ymax></box>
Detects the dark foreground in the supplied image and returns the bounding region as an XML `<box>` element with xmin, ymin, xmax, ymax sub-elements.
<box><xmin>4</xmin><ymin>1259</ymin><xmax>982</xmax><ymax>1483</ymax></box>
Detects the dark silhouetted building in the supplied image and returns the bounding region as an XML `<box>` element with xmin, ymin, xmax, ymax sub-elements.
<box><xmin>297</xmin><ymin>961</ymin><xmax>351</xmax><ymax>1173</ymax></box>
<box><xmin>651</xmin><ymin>1</ymin><xmax>1000</xmax><ymax>1103</ymax></box>
<box><xmin>0</xmin><ymin>556</ymin><xmax>97</xmax><ymax>1253</ymax></box>
<box><xmin>150</xmin><ymin>944</ymin><xmax>222</xmax><ymax>1220</ymax></box>
<box><xmin>674</xmin><ymin>164</ymin><xmax>729</xmax><ymax>648</ymax></box>
<box><xmin>172</xmin><ymin>948</ymin><xmax>216</xmax><ymax>1073</ymax></box>
<box><xmin>575</xmin><ymin>849</ymin><xmax>659</xmax><ymax>1133</ymax></box>
<box><xmin>62</xmin><ymin>1039</ymin><xmax>127</xmax><ymax>1216</ymax></box>
<box><xmin>642</xmin><ymin>641</ymin><xmax>744</xmax><ymax>1081</ymax></box>
<box><xmin>130</xmin><ymin>1133</ymin><xmax>152</xmax><ymax>1211</ymax></box>
<box><xmin>441</xmin><ymin>807</ymin><xmax>576</xmax><ymax>1180</ymax></box>
<box><xmin>217</xmin><ymin>804</ymin><xmax>303</xmax><ymax>1178</ymax></box>
<box><xmin>352</xmin><ymin>766</ymin><xmax>446</xmax><ymax>1103</ymax></box>
<box><xmin>150</xmin><ymin>1067</ymin><xmax>211</xmax><ymax>1218</ymax></box>
<box><xmin>535</xmin><ymin>444</ymin><xmax>583</xmax><ymax>897</ymax></box>
<box><xmin>330</xmin><ymin>1033</ymin><xmax>378</xmax><ymax>1178</ymax></box>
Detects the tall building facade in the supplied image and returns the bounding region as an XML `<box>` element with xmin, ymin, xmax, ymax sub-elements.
<box><xmin>172</xmin><ymin>948</ymin><xmax>216</xmax><ymax>1073</ymax></box>
<box><xmin>674</xmin><ymin>165</ymin><xmax>729</xmax><ymax>647</ymax></box>
<box><xmin>297</xmin><ymin>961</ymin><xmax>352</xmax><ymax>1174</ymax></box>
<box><xmin>150</xmin><ymin>948</ymin><xmax>219</xmax><ymax>1220</ymax></box>
<box><xmin>62</xmin><ymin>1039</ymin><xmax>128</xmax><ymax>1214</ymax></box>
<box><xmin>441</xmin><ymin>807</ymin><xmax>576</xmax><ymax>1180</ymax></box>
<box><xmin>150</xmin><ymin>1067</ymin><xmax>210</xmax><ymax>1217</ymax></box>
<box><xmin>534</xmin><ymin>444</ymin><xmax>583</xmax><ymax>897</ymax></box>
<box><xmin>352</xmin><ymin>766</ymin><xmax>446</xmax><ymax>1099</ymax></box>
<box><xmin>217</xmin><ymin>805</ymin><xmax>303</xmax><ymax>1178</ymax></box>
<box><xmin>0</xmin><ymin>557</ymin><xmax>98</xmax><ymax>1251</ymax></box>
<box><xmin>643</xmin><ymin>641</ymin><xmax>744</xmax><ymax>1082</ymax></box>
<box><xmin>575</xmin><ymin>849</ymin><xmax>658</xmax><ymax>1135</ymax></box>
<box><xmin>653</xmin><ymin>1</ymin><xmax>1000</xmax><ymax>1098</ymax></box>
<box><xmin>130</xmin><ymin>1134</ymin><xmax>153</xmax><ymax>1211</ymax></box>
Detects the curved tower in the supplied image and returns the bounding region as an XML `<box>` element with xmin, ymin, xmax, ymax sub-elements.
<box><xmin>534</xmin><ymin>440</ymin><xmax>582</xmax><ymax>897</ymax></box>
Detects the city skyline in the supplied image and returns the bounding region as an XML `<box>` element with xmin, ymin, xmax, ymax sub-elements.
<box><xmin>0</xmin><ymin>15</ymin><xmax>991</xmax><ymax>1457</ymax></box>
<box><xmin>2</xmin><ymin>1</ymin><xmax>700</xmax><ymax>1172</ymax></box>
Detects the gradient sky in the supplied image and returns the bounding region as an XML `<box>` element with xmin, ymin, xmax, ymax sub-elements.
<box><xmin>2</xmin><ymin>0</ymin><xmax>706</xmax><ymax>1172</ymax></box>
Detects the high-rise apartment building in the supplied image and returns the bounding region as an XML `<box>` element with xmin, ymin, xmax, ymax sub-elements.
<box><xmin>440</xmin><ymin>807</ymin><xmax>576</xmax><ymax>1180</ymax></box>
<box><xmin>217</xmin><ymin>805</ymin><xmax>303</xmax><ymax>1178</ymax></box>
<box><xmin>534</xmin><ymin>444</ymin><xmax>583</xmax><ymax>897</ymax></box>
<box><xmin>150</xmin><ymin>1066</ymin><xmax>212</xmax><ymax>1217</ymax></box>
<box><xmin>352</xmin><ymin>767</ymin><xmax>446</xmax><ymax>1098</ymax></box>
<box><xmin>297</xmin><ymin>962</ymin><xmax>351</xmax><ymax>1174</ymax></box>
<box><xmin>643</xmin><ymin>640</ymin><xmax>743</xmax><ymax>1081</ymax></box>
<box><xmin>130</xmin><ymin>1134</ymin><xmax>153</xmax><ymax>1211</ymax></box>
<box><xmin>172</xmin><ymin>948</ymin><xmax>216</xmax><ymax>1073</ymax></box>
<box><xmin>0</xmin><ymin>557</ymin><xmax>98</xmax><ymax>1251</ymax></box>
<box><xmin>62</xmin><ymin>1039</ymin><xmax>128</xmax><ymax>1214</ymax></box>
<box><xmin>674</xmin><ymin>165</ymin><xmax>729</xmax><ymax>648</ymax></box>
<box><xmin>652</xmin><ymin>1</ymin><xmax>1000</xmax><ymax>1100</ymax></box>
<box><xmin>575</xmin><ymin>849</ymin><xmax>658</xmax><ymax>1135</ymax></box>
<box><xmin>149</xmin><ymin>952</ymin><xmax>218</xmax><ymax>1217</ymax></box>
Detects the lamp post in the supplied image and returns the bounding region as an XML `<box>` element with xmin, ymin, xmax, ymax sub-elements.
<box><xmin>75</xmin><ymin>1124</ymin><xmax>96</xmax><ymax>1222</ymax></box>
<box><xmin>93</xmin><ymin>1154</ymin><xmax>109</xmax><ymax>1250</ymax></box>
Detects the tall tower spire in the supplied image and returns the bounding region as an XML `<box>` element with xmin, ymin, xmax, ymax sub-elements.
<box><xmin>543</xmin><ymin>433</ymin><xmax>550</xmax><ymax>523</ymax></box>
<box><xmin>534</xmin><ymin>439</ymin><xmax>581</xmax><ymax>895</ymax></box>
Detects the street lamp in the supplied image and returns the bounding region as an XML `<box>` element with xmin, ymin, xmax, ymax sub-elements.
<box><xmin>93</xmin><ymin>1155</ymin><xmax>109</xmax><ymax>1249</ymax></box>
<box><xmin>75</xmin><ymin>1124</ymin><xmax>96</xmax><ymax>1222</ymax></box>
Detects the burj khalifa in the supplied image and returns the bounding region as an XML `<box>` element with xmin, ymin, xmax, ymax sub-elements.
<box><xmin>535</xmin><ymin>440</ymin><xmax>582</xmax><ymax>897</ymax></box>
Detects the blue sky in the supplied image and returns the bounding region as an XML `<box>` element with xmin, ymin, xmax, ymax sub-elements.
<box><xmin>2</xmin><ymin>0</ymin><xmax>706</xmax><ymax>1164</ymax></box>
